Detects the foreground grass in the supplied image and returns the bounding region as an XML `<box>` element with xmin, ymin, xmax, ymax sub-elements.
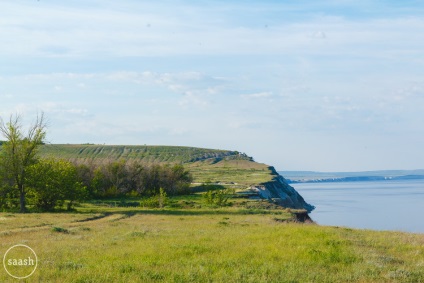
<box><xmin>0</xmin><ymin>205</ymin><xmax>423</xmax><ymax>282</ymax></box>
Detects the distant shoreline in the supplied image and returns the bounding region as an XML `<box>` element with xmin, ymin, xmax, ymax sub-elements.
<box><xmin>279</xmin><ymin>170</ymin><xmax>424</xmax><ymax>184</ymax></box>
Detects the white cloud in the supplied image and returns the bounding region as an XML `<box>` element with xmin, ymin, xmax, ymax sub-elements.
<box><xmin>178</xmin><ymin>91</ymin><xmax>210</xmax><ymax>108</ymax></box>
<box><xmin>1</xmin><ymin>1</ymin><xmax>424</xmax><ymax>170</ymax></box>
<box><xmin>1</xmin><ymin>2</ymin><xmax>424</xmax><ymax>59</ymax></box>
<box><xmin>241</xmin><ymin>92</ymin><xmax>273</xmax><ymax>99</ymax></box>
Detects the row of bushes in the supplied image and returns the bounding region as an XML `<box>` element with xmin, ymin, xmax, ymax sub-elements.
<box><xmin>0</xmin><ymin>158</ymin><xmax>192</xmax><ymax>211</ymax></box>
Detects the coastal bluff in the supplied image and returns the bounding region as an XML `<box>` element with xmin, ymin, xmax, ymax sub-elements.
<box><xmin>250</xmin><ymin>167</ymin><xmax>315</xmax><ymax>212</ymax></box>
<box><xmin>36</xmin><ymin>144</ymin><xmax>314</xmax><ymax>211</ymax></box>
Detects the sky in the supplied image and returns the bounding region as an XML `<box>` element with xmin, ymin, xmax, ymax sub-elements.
<box><xmin>1</xmin><ymin>0</ymin><xmax>423</xmax><ymax>172</ymax></box>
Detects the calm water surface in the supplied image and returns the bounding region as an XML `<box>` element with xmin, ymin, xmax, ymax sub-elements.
<box><xmin>294</xmin><ymin>179</ymin><xmax>424</xmax><ymax>233</ymax></box>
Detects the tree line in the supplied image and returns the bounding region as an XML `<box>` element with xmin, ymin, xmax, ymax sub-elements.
<box><xmin>0</xmin><ymin>114</ymin><xmax>192</xmax><ymax>212</ymax></box>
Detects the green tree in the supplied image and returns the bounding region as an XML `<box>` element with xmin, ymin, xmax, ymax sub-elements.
<box><xmin>27</xmin><ymin>159</ymin><xmax>87</xmax><ymax>211</ymax></box>
<box><xmin>161</xmin><ymin>164</ymin><xmax>193</xmax><ymax>195</ymax></box>
<box><xmin>0</xmin><ymin>113</ymin><xmax>47</xmax><ymax>212</ymax></box>
<box><xmin>91</xmin><ymin>160</ymin><xmax>129</xmax><ymax>198</ymax></box>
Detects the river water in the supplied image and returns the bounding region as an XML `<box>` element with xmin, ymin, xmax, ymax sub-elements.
<box><xmin>293</xmin><ymin>179</ymin><xmax>424</xmax><ymax>233</ymax></box>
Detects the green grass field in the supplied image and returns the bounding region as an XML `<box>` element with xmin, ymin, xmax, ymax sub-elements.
<box><xmin>1</xmin><ymin>202</ymin><xmax>423</xmax><ymax>282</ymax></box>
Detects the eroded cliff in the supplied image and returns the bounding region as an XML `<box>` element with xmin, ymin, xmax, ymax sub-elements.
<box><xmin>250</xmin><ymin>167</ymin><xmax>315</xmax><ymax>212</ymax></box>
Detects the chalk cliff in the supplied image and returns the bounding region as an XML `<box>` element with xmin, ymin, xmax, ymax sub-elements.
<box><xmin>250</xmin><ymin>167</ymin><xmax>315</xmax><ymax>212</ymax></box>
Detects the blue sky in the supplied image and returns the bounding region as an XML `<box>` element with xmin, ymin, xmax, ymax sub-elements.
<box><xmin>1</xmin><ymin>0</ymin><xmax>424</xmax><ymax>171</ymax></box>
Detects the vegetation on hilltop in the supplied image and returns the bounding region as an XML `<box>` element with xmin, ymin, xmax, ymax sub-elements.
<box><xmin>39</xmin><ymin>144</ymin><xmax>253</xmax><ymax>164</ymax></box>
<box><xmin>188</xmin><ymin>159</ymin><xmax>275</xmax><ymax>185</ymax></box>
<box><xmin>37</xmin><ymin>144</ymin><xmax>275</xmax><ymax>185</ymax></box>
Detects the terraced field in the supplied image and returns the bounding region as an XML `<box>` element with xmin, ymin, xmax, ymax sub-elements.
<box><xmin>39</xmin><ymin>144</ymin><xmax>251</xmax><ymax>164</ymax></box>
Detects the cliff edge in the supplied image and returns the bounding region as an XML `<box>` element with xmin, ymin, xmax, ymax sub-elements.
<box><xmin>250</xmin><ymin>167</ymin><xmax>315</xmax><ymax>212</ymax></box>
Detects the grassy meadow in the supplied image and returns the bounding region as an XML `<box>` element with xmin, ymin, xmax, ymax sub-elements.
<box><xmin>1</xmin><ymin>202</ymin><xmax>424</xmax><ymax>282</ymax></box>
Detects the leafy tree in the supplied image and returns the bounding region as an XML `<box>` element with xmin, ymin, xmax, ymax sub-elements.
<box><xmin>27</xmin><ymin>159</ymin><xmax>87</xmax><ymax>211</ymax></box>
<box><xmin>0</xmin><ymin>185</ymin><xmax>19</xmax><ymax>210</ymax></box>
<box><xmin>91</xmin><ymin>160</ymin><xmax>130</xmax><ymax>197</ymax></box>
<box><xmin>168</xmin><ymin>164</ymin><xmax>193</xmax><ymax>195</ymax></box>
<box><xmin>127</xmin><ymin>161</ymin><xmax>145</xmax><ymax>194</ymax></box>
<box><xmin>104</xmin><ymin>160</ymin><xmax>130</xmax><ymax>194</ymax></box>
<box><xmin>74</xmin><ymin>163</ymin><xmax>95</xmax><ymax>196</ymax></box>
<box><xmin>0</xmin><ymin>113</ymin><xmax>47</xmax><ymax>212</ymax></box>
<box><xmin>143</xmin><ymin>164</ymin><xmax>162</xmax><ymax>195</ymax></box>
<box><xmin>69</xmin><ymin>160</ymin><xmax>193</xmax><ymax>198</ymax></box>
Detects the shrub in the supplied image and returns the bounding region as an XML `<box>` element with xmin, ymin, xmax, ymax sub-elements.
<box><xmin>52</xmin><ymin>227</ymin><xmax>69</xmax><ymax>233</ymax></box>
<box><xmin>203</xmin><ymin>188</ymin><xmax>235</xmax><ymax>207</ymax></box>
<box><xmin>140</xmin><ymin>188</ymin><xmax>168</xmax><ymax>208</ymax></box>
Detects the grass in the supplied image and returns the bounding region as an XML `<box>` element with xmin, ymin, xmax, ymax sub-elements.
<box><xmin>1</xmin><ymin>202</ymin><xmax>423</xmax><ymax>282</ymax></box>
<box><xmin>188</xmin><ymin>159</ymin><xmax>275</xmax><ymax>185</ymax></box>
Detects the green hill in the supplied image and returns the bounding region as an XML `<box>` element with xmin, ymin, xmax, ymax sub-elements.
<box><xmin>37</xmin><ymin>144</ymin><xmax>274</xmax><ymax>185</ymax></box>
<box><xmin>39</xmin><ymin>144</ymin><xmax>251</xmax><ymax>163</ymax></box>
<box><xmin>2</xmin><ymin>143</ymin><xmax>313</xmax><ymax>211</ymax></box>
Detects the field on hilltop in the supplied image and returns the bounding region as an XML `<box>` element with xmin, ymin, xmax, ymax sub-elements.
<box><xmin>39</xmin><ymin>144</ymin><xmax>249</xmax><ymax>164</ymax></box>
<box><xmin>39</xmin><ymin>144</ymin><xmax>275</xmax><ymax>185</ymax></box>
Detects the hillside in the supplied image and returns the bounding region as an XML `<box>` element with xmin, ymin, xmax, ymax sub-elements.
<box><xmin>39</xmin><ymin>144</ymin><xmax>252</xmax><ymax>164</ymax></box>
<box><xmin>40</xmin><ymin>144</ymin><xmax>314</xmax><ymax>211</ymax></box>
<box><xmin>38</xmin><ymin>144</ymin><xmax>272</xmax><ymax>185</ymax></box>
<box><xmin>1</xmin><ymin>143</ymin><xmax>314</xmax><ymax>211</ymax></box>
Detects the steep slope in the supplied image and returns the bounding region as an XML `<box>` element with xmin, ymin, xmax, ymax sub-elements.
<box><xmin>251</xmin><ymin>167</ymin><xmax>315</xmax><ymax>212</ymax></box>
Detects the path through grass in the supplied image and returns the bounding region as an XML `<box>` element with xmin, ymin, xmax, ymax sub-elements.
<box><xmin>0</xmin><ymin>205</ymin><xmax>423</xmax><ymax>282</ymax></box>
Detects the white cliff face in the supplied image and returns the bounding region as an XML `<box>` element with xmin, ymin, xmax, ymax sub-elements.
<box><xmin>250</xmin><ymin>168</ymin><xmax>315</xmax><ymax>212</ymax></box>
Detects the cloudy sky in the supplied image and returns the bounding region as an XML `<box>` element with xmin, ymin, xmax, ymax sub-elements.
<box><xmin>1</xmin><ymin>0</ymin><xmax>423</xmax><ymax>172</ymax></box>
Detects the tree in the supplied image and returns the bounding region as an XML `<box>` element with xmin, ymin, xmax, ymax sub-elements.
<box><xmin>167</xmin><ymin>164</ymin><xmax>193</xmax><ymax>195</ymax></box>
<box><xmin>0</xmin><ymin>113</ymin><xmax>47</xmax><ymax>212</ymax></box>
<box><xmin>91</xmin><ymin>160</ymin><xmax>130</xmax><ymax>198</ymax></box>
<box><xmin>27</xmin><ymin>159</ymin><xmax>87</xmax><ymax>211</ymax></box>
